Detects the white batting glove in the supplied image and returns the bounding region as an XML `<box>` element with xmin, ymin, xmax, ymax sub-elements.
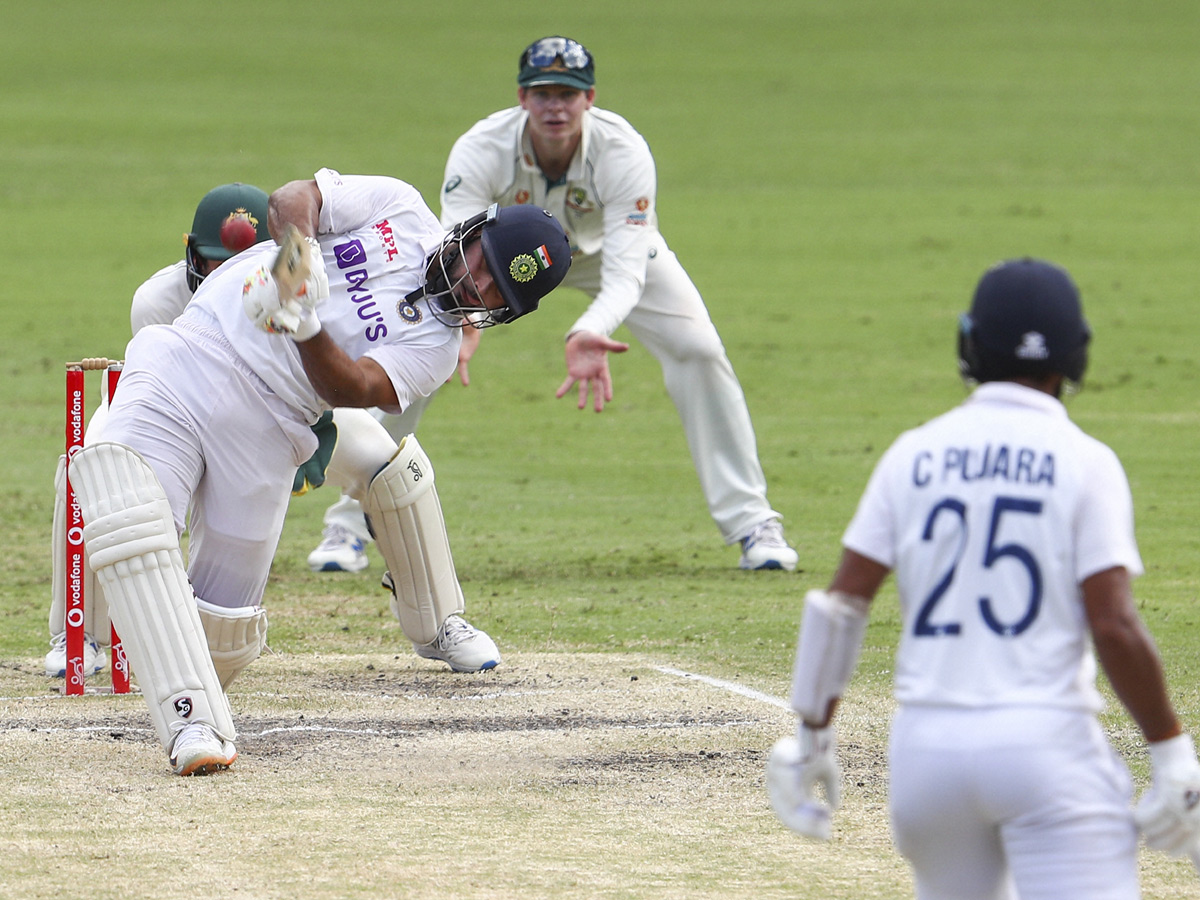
<box><xmin>1134</xmin><ymin>734</ymin><xmax>1200</xmax><ymax>858</ymax></box>
<box><xmin>296</xmin><ymin>235</ymin><xmax>329</xmax><ymax>304</ymax></box>
<box><xmin>242</xmin><ymin>266</ymin><xmax>323</xmax><ymax>341</ymax></box>
<box><xmin>766</xmin><ymin>723</ymin><xmax>840</xmax><ymax>841</ymax></box>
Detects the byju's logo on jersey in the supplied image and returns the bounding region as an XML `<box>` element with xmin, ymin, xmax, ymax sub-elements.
<box><xmin>333</xmin><ymin>238</ymin><xmax>388</xmax><ymax>343</ymax></box>
<box><xmin>335</xmin><ymin>239</ymin><xmax>367</xmax><ymax>269</ymax></box>
<box><xmin>1015</xmin><ymin>332</ymin><xmax>1050</xmax><ymax>360</ymax></box>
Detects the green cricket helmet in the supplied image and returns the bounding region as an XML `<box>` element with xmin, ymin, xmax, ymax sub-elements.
<box><xmin>184</xmin><ymin>183</ymin><xmax>270</xmax><ymax>291</ymax></box>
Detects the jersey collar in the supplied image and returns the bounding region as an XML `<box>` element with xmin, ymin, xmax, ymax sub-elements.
<box><xmin>967</xmin><ymin>381</ymin><xmax>1069</xmax><ymax>418</ymax></box>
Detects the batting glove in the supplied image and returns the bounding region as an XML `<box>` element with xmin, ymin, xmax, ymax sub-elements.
<box><xmin>293</xmin><ymin>411</ymin><xmax>338</xmax><ymax>496</ymax></box>
<box><xmin>297</xmin><ymin>236</ymin><xmax>329</xmax><ymax>305</ymax></box>
<box><xmin>242</xmin><ymin>266</ymin><xmax>323</xmax><ymax>341</ymax></box>
<box><xmin>766</xmin><ymin>723</ymin><xmax>840</xmax><ymax>841</ymax></box>
<box><xmin>1134</xmin><ymin>734</ymin><xmax>1200</xmax><ymax>857</ymax></box>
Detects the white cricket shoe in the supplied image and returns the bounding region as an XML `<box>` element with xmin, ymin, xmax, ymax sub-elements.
<box><xmin>170</xmin><ymin>723</ymin><xmax>237</xmax><ymax>776</ymax></box>
<box><xmin>308</xmin><ymin>524</ymin><xmax>369</xmax><ymax>573</ymax></box>
<box><xmin>738</xmin><ymin>519</ymin><xmax>799</xmax><ymax>571</ymax></box>
<box><xmin>413</xmin><ymin>616</ymin><xmax>502</xmax><ymax>673</ymax></box>
<box><xmin>44</xmin><ymin>632</ymin><xmax>106</xmax><ymax>678</ymax></box>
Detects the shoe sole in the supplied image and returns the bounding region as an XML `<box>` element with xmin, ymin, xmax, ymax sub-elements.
<box><xmin>415</xmin><ymin>651</ymin><xmax>501</xmax><ymax>674</ymax></box>
<box><xmin>173</xmin><ymin>751</ymin><xmax>237</xmax><ymax>777</ymax></box>
<box><xmin>310</xmin><ymin>560</ymin><xmax>369</xmax><ymax>573</ymax></box>
<box><xmin>739</xmin><ymin>559</ymin><xmax>797</xmax><ymax>572</ymax></box>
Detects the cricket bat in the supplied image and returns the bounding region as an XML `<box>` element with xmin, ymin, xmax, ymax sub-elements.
<box><xmin>271</xmin><ymin>223</ymin><xmax>311</xmax><ymax>301</ymax></box>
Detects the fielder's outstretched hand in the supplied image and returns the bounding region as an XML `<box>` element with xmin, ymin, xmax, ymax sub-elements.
<box><xmin>556</xmin><ymin>330</ymin><xmax>629</xmax><ymax>412</ymax></box>
<box><xmin>1135</xmin><ymin>733</ymin><xmax>1200</xmax><ymax>868</ymax></box>
<box><xmin>766</xmin><ymin>724</ymin><xmax>840</xmax><ymax>841</ymax></box>
<box><xmin>451</xmin><ymin>323</ymin><xmax>482</xmax><ymax>386</ymax></box>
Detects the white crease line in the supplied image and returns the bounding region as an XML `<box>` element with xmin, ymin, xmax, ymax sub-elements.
<box><xmin>654</xmin><ymin>666</ymin><xmax>792</xmax><ymax>711</ymax></box>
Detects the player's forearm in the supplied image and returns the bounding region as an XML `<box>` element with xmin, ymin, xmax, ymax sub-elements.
<box><xmin>296</xmin><ymin>333</ymin><xmax>396</xmax><ymax>410</ymax></box>
<box><xmin>1083</xmin><ymin>567</ymin><xmax>1182</xmax><ymax>743</ymax></box>
<box><xmin>1093</xmin><ymin>621</ymin><xmax>1181</xmax><ymax>743</ymax></box>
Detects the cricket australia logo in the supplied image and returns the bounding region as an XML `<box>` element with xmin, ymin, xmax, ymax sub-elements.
<box><xmin>1015</xmin><ymin>331</ymin><xmax>1050</xmax><ymax>360</ymax></box>
<box><xmin>174</xmin><ymin>697</ymin><xmax>194</xmax><ymax>719</ymax></box>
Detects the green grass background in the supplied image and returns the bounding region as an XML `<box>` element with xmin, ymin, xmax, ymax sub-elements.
<box><xmin>3</xmin><ymin>0</ymin><xmax>1200</xmax><ymax>887</ymax></box>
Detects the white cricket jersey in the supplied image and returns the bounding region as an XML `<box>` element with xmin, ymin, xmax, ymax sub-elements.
<box><xmin>441</xmin><ymin>106</ymin><xmax>660</xmax><ymax>337</ymax></box>
<box><xmin>130</xmin><ymin>261</ymin><xmax>193</xmax><ymax>333</ymax></box>
<box><xmin>179</xmin><ymin>168</ymin><xmax>459</xmax><ymax>423</ymax></box>
<box><xmin>843</xmin><ymin>382</ymin><xmax>1143</xmax><ymax>712</ymax></box>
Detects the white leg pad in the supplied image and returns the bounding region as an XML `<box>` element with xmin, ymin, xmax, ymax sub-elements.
<box><xmin>51</xmin><ymin>454</ymin><xmax>110</xmax><ymax>642</ymax></box>
<box><xmin>362</xmin><ymin>435</ymin><xmax>464</xmax><ymax>645</ymax></box>
<box><xmin>69</xmin><ymin>442</ymin><xmax>235</xmax><ymax>750</ymax></box>
<box><xmin>326</xmin><ymin>407</ymin><xmax>403</xmax><ymax>501</ymax></box>
<box><xmin>789</xmin><ymin>589</ymin><xmax>870</xmax><ymax>725</ymax></box>
<box><xmin>195</xmin><ymin>598</ymin><xmax>269</xmax><ymax>690</ymax></box>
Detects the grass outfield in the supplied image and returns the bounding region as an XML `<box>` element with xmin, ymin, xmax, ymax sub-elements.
<box><xmin>2</xmin><ymin>1</ymin><xmax>1200</xmax><ymax>897</ymax></box>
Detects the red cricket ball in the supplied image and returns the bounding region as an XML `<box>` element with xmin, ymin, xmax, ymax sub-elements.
<box><xmin>220</xmin><ymin>215</ymin><xmax>259</xmax><ymax>253</ymax></box>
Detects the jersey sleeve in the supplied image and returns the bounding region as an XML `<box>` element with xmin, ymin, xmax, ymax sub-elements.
<box><xmin>130</xmin><ymin>262</ymin><xmax>192</xmax><ymax>334</ymax></box>
<box><xmin>569</xmin><ymin>136</ymin><xmax>657</xmax><ymax>337</ymax></box>
<box><xmin>363</xmin><ymin>330</ymin><xmax>461</xmax><ymax>417</ymax></box>
<box><xmin>315</xmin><ymin>168</ymin><xmax>422</xmax><ymax>236</ymax></box>
<box><xmin>1074</xmin><ymin>440</ymin><xmax>1144</xmax><ymax>581</ymax></box>
<box><xmin>439</xmin><ymin>126</ymin><xmax>512</xmax><ymax>228</ymax></box>
<box><xmin>841</xmin><ymin>435</ymin><xmax>909</xmax><ymax>570</ymax></box>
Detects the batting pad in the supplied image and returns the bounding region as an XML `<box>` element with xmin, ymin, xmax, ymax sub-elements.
<box><xmin>789</xmin><ymin>590</ymin><xmax>870</xmax><ymax>725</ymax></box>
<box><xmin>69</xmin><ymin>442</ymin><xmax>235</xmax><ymax>750</ymax></box>
<box><xmin>326</xmin><ymin>407</ymin><xmax>403</xmax><ymax>500</ymax></box>
<box><xmin>363</xmin><ymin>435</ymin><xmax>464</xmax><ymax>645</ymax></box>
<box><xmin>51</xmin><ymin>453</ymin><xmax>110</xmax><ymax>641</ymax></box>
<box><xmin>195</xmin><ymin>597</ymin><xmax>268</xmax><ymax>690</ymax></box>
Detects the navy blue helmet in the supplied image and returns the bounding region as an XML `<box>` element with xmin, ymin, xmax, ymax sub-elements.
<box><xmin>958</xmin><ymin>258</ymin><xmax>1091</xmax><ymax>385</ymax></box>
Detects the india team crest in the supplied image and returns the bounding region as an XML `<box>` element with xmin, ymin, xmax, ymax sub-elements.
<box><xmin>509</xmin><ymin>254</ymin><xmax>538</xmax><ymax>283</ymax></box>
<box><xmin>396</xmin><ymin>300</ymin><xmax>423</xmax><ymax>324</ymax></box>
<box><xmin>510</xmin><ymin>244</ymin><xmax>554</xmax><ymax>283</ymax></box>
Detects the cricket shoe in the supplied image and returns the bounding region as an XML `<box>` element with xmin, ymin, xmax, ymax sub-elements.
<box><xmin>170</xmin><ymin>723</ymin><xmax>237</xmax><ymax>776</ymax></box>
<box><xmin>738</xmin><ymin>519</ymin><xmax>799</xmax><ymax>571</ymax></box>
<box><xmin>308</xmin><ymin>524</ymin><xmax>369</xmax><ymax>573</ymax></box>
<box><xmin>44</xmin><ymin>632</ymin><xmax>106</xmax><ymax>678</ymax></box>
<box><xmin>413</xmin><ymin>616</ymin><xmax>502</xmax><ymax>673</ymax></box>
<box><xmin>380</xmin><ymin>572</ymin><xmax>502</xmax><ymax>672</ymax></box>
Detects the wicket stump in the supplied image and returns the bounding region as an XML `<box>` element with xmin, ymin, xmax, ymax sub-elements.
<box><xmin>64</xmin><ymin>358</ymin><xmax>131</xmax><ymax>695</ymax></box>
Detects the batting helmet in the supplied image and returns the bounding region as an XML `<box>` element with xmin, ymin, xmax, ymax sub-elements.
<box><xmin>958</xmin><ymin>258</ymin><xmax>1091</xmax><ymax>385</ymax></box>
<box><xmin>423</xmin><ymin>204</ymin><xmax>572</xmax><ymax>327</ymax></box>
<box><xmin>185</xmin><ymin>183</ymin><xmax>270</xmax><ymax>291</ymax></box>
